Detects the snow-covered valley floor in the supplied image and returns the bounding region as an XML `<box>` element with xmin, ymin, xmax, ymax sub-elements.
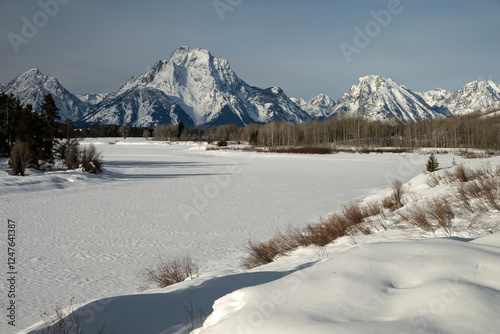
<box><xmin>1</xmin><ymin>138</ymin><xmax>499</xmax><ymax>333</ymax></box>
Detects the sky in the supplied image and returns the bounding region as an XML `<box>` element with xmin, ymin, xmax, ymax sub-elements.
<box><xmin>0</xmin><ymin>0</ymin><xmax>499</xmax><ymax>101</ymax></box>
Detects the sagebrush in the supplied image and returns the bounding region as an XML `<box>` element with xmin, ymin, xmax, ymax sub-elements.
<box><xmin>139</xmin><ymin>254</ymin><xmax>199</xmax><ymax>290</ymax></box>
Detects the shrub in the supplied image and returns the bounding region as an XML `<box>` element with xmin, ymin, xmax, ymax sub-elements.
<box><xmin>65</xmin><ymin>140</ymin><xmax>80</xmax><ymax>170</ymax></box>
<box><xmin>453</xmin><ymin>164</ymin><xmax>469</xmax><ymax>182</ymax></box>
<box><xmin>217</xmin><ymin>140</ymin><xmax>228</xmax><ymax>147</ymax></box>
<box><xmin>41</xmin><ymin>297</ymin><xmax>107</xmax><ymax>334</ymax></box>
<box><xmin>139</xmin><ymin>254</ymin><xmax>199</xmax><ymax>290</ymax></box>
<box><xmin>456</xmin><ymin>183</ymin><xmax>474</xmax><ymax>213</ymax></box>
<box><xmin>429</xmin><ymin>197</ymin><xmax>455</xmax><ymax>236</ymax></box>
<box><xmin>321</xmin><ymin>213</ymin><xmax>351</xmax><ymax>240</ymax></box>
<box><xmin>427</xmin><ymin>172</ymin><xmax>441</xmax><ymax>187</ymax></box>
<box><xmin>243</xmin><ymin>240</ymin><xmax>281</xmax><ymax>269</ymax></box>
<box><xmin>343</xmin><ymin>202</ymin><xmax>364</xmax><ymax>225</ymax></box>
<box><xmin>9</xmin><ymin>141</ymin><xmax>31</xmax><ymax>176</ymax></box>
<box><xmin>477</xmin><ymin>178</ymin><xmax>500</xmax><ymax>211</ymax></box>
<box><xmin>361</xmin><ymin>201</ymin><xmax>383</xmax><ymax>217</ymax></box>
<box><xmin>399</xmin><ymin>205</ymin><xmax>435</xmax><ymax>234</ymax></box>
<box><xmin>81</xmin><ymin>144</ymin><xmax>103</xmax><ymax>174</ymax></box>
<box><xmin>383</xmin><ymin>179</ymin><xmax>405</xmax><ymax>210</ymax></box>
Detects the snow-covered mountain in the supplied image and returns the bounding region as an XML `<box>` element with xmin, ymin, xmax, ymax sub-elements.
<box><xmin>416</xmin><ymin>87</ymin><xmax>452</xmax><ymax>108</ymax></box>
<box><xmin>332</xmin><ymin>75</ymin><xmax>451</xmax><ymax>123</ymax></box>
<box><xmin>77</xmin><ymin>92</ymin><xmax>109</xmax><ymax>105</ymax></box>
<box><xmin>2</xmin><ymin>68</ymin><xmax>87</xmax><ymax>121</ymax></box>
<box><xmin>441</xmin><ymin>81</ymin><xmax>500</xmax><ymax>115</ymax></box>
<box><xmin>249</xmin><ymin>86</ymin><xmax>311</xmax><ymax>124</ymax></box>
<box><xmin>85</xmin><ymin>47</ymin><xmax>311</xmax><ymax>127</ymax></box>
<box><xmin>4</xmin><ymin>48</ymin><xmax>500</xmax><ymax>127</ymax></box>
<box><xmin>80</xmin><ymin>86</ymin><xmax>195</xmax><ymax>127</ymax></box>
<box><xmin>291</xmin><ymin>94</ymin><xmax>336</xmax><ymax>119</ymax></box>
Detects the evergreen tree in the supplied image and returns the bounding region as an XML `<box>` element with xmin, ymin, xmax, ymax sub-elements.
<box><xmin>249</xmin><ymin>130</ymin><xmax>259</xmax><ymax>146</ymax></box>
<box><xmin>426</xmin><ymin>153</ymin><xmax>439</xmax><ymax>172</ymax></box>
<box><xmin>37</xmin><ymin>94</ymin><xmax>61</xmax><ymax>166</ymax></box>
<box><xmin>0</xmin><ymin>93</ymin><xmax>22</xmax><ymax>156</ymax></box>
<box><xmin>177</xmin><ymin>121</ymin><xmax>185</xmax><ymax>139</ymax></box>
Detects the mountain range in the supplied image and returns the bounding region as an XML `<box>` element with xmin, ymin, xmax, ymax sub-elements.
<box><xmin>1</xmin><ymin>46</ymin><xmax>500</xmax><ymax>127</ymax></box>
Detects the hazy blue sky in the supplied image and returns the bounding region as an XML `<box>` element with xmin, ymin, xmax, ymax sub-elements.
<box><xmin>1</xmin><ymin>0</ymin><xmax>499</xmax><ymax>100</ymax></box>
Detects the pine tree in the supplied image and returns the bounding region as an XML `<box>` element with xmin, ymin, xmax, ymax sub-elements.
<box><xmin>37</xmin><ymin>94</ymin><xmax>61</xmax><ymax>166</ymax></box>
<box><xmin>0</xmin><ymin>93</ymin><xmax>22</xmax><ymax>156</ymax></box>
<box><xmin>177</xmin><ymin>121</ymin><xmax>185</xmax><ymax>139</ymax></box>
<box><xmin>426</xmin><ymin>153</ymin><xmax>439</xmax><ymax>172</ymax></box>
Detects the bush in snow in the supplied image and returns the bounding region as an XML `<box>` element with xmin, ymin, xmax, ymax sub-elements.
<box><xmin>81</xmin><ymin>144</ymin><xmax>103</xmax><ymax>174</ymax></box>
<box><xmin>139</xmin><ymin>254</ymin><xmax>199</xmax><ymax>290</ymax></box>
<box><xmin>382</xmin><ymin>179</ymin><xmax>405</xmax><ymax>211</ymax></box>
<box><xmin>41</xmin><ymin>297</ymin><xmax>107</xmax><ymax>334</ymax></box>
<box><xmin>242</xmin><ymin>201</ymin><xmax>379</xmax><ymax>269</ymax></box>
<box><xmin>65</xmin><ymin>140</ymin><xmax>80</xmax><ymax>170</ymax></box>
<box><xmin>9</xmin><ymin>141</ymin><xmax>31</xmax><ymax>176</ymax></box>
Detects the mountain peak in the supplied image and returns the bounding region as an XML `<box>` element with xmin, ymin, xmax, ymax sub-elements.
<box><xmin>19</xmin><ymin>67</ymin><xmax>46</xmax><ymax>79</ymax></box>
<box><xmin>4</xmin><ymin>68</ymin><xmax>86</xmax><ymax>120</ymax></box>
<box><xmin>27</xmin><ymin>68</ymin><xmax>41</xmax><ymax>74</ymax></box>
<box><xmin>292</xmin><ymin>94</ymin><xmax>335</xmax><ymax>119</ymax></box>
<box><xmin>444</xmin><ymin>80</ymin><xmax>500</xmax><ymax>114</ymax></box>
<box><xmin>168</xmin><ymin>46</ymin><xmax>213</xmax><ymax>67</ymax></box>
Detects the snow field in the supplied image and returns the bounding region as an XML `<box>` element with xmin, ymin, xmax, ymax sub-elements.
<box><xmin>1</xmin><ymin>138</ymin><xmax>498</xmax><ymax>333</ymax></box>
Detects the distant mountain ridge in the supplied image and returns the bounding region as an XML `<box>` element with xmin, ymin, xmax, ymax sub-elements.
<box><xmin>2</xmin><ymin>47</ymin><xmax>500</xmax><ymax>127</ymax></box>
<box><xmin>291</xmin><ymin>94</ymin><xmax>336</xmax><ymax>119</ymax></box>
<box><xmin>329</xmin><ymin>75</ymin><xmax>452</xmax><ymax>123</ymax></box>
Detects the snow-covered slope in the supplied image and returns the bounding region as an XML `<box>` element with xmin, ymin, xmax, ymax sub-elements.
<box><xmin>3</xmin><ymin>68</ymin><xmax>87</xmax><ymax>121</ymax></box>
<box><xmin>292</xmin><ymin>94</ymin><xmax>336</xmax><ymax>119</ymax></box>
<box><xmin>443</xmin><ymin>81</ymin><xmax>500</xmax><ymax>115</ymax></box>
<box><xmin>417</xmin><ymin>87</ymin><xmax>452</xmax><ymax>108</ymax></box>
<box><xmin>87</xmin><ymin>47</ymin><xmax>310</xmax><ymax>127</ymax></box>
<box><xmin>77</xmin><ymin>93</ymin><xmax>109</xmax><ymax>105</ymax></box>
<box><xmin>13</xmin><ymin>144</ymin><xmax>500</xmax><ymax>334</ymax></box>
<box><xmin>79</xmin><ymin>86</ymin><xmax>195</xmax><ymax>127</ymax></box>
<box><xmin>249</xmin><ymin>86</ymin><xmax>311</xmax><ymax>124</ymax></box>
<box><xmin>332</xmin><ymin>75</ymin><xmax>451</xmax><ymax>123</ymax></box>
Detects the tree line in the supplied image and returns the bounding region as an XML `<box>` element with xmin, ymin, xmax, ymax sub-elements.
<box><xmin>0</xmin><ymin>93</ymin><xmax>102</xmax><ymax>175</ymax></box>
<box><xmin>1</xmin><ymin>93</ymin><xmax>60</xmax><ymax>170</ymax></box>
<box><xmin>152</xmin><ymin>111</ymin><xmax>500</xmax><ymax>151</ymax></box>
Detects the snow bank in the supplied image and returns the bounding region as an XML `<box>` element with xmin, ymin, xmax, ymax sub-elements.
<box><xmin>195</xmin><ymin>234</ymin><xmax>500</xmax><ymax>334</ymax></box>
